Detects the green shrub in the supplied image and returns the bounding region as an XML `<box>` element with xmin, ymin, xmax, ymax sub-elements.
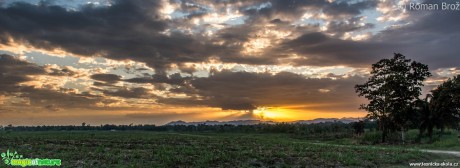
<box><xmin>405</xmin><ymin>129</ymin><xmax>420</xmax><ymax>143</ymax></box>
<box><xmin>360</xmin><ymin>131</ymin><xmax>382</xmax><ymax>144</ymax></box>
<box><xmin>385</xmin><ymin>132</ymin><xmax>401</xmax><ymax>144</ymax></box>
<box><xmin>360</xmin><ymin>130</ymin><xmax>424</xmax><ymax>144</ymax></box>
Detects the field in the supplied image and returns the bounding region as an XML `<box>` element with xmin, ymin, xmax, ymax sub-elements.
<box><xmin>0</xmin><ymin>131</ymin><xmax>458</xmax><ymax>167</ymax></box>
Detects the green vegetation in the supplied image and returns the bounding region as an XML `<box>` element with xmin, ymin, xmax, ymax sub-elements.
<box><xmin>355</xmin><ymin>53</ymin><xmax>432</xmax><ymax>143</ymax></box>
<box><xmin>316</xmin><ymin>129</ymin><xmax>460</xmax><ymax>151</ymax></box>
<box><xmin>356</xmin><ymin>53</ymin><xmax>459</xmax><ymax>144</ymax></box>
<box><xmin>415</xmin><ymin>75</ymin><xmax>460</xmax><ymax>142</ymax></box>
<box><xmin>0</xmin><ymin>131</ymin><xmax>457</xmax><ymax>167</ymax></box>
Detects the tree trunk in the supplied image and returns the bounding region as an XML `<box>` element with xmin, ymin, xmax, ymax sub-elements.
<box><xmin>428</xmin><ymin>126</ymin><xmax>434</xmax><ymax>143</ymax></box>
<box><xmin>382</xmin><ymin>126</ymin><xmax>387</xmax><ymax>143</ymax></box>
<box><xmin>380</xmin><ymin>118</ymin><xmax>386</xmax><ymax>143</ymax></box>
<box><xmin>401</xmin><ymin>126</ymin><xmax>406</xmax><ymax>144</ymax></box>
<box><xmin>457</xmin><ymin>127</ymin><xmax>460</xmax><ymax>140</ymax></box>
<box><xmin>417</xmin><ymin>127</ymin><xmax>425</xmax><ymax>143</ymax></box>
<box><xmin>382</xmin><ymin>131</ymin><xmax>386</xmax><ymax>143</ymax></box>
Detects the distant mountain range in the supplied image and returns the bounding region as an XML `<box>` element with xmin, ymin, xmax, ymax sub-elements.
<box><xmin>293</xmin><ymin>117</ymin><xmax>360</xmax><ymax>124</ymax></box>
<box><xmin>165</xmin><ymin>120</ymin><xmax>275</xmax><ymax>126</ymax></box>
<box><xmin>165</xmin><ymin>118</ymin><xmax>360</xmax><ymax>126</ymax></box>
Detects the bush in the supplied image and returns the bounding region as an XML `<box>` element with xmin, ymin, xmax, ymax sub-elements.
<box><xmin>385</xmin><ymin>132</ymin><xmax>401</xmax><ymax>144</ymax></box>
<box><xmin>405</xmin><ymin>129</ymin><xmax>420</xmax><ymax>143</ymax></box>
<box><xmin>360</xmin><ymin>130</ymin><xmax>427</xmax><ymax>144</ymax></box>
<box><xmin>359</xmin><ymin>131</ymin><xmax>382</xmax><ymax>145</ymax></box>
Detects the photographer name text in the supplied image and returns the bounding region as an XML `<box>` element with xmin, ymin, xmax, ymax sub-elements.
<box><xmin>400</xmin><ymin>2</ymin><xmax>460</xmax><ymax>11</ymax></box>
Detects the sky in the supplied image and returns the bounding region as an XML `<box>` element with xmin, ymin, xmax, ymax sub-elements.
<box><xmin>0</xmin><ymin>0</ymin><xmax>459</xmax><ymax>126</ymax></box>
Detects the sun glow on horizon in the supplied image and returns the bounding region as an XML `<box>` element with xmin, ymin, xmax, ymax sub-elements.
<box><xmin>253</xmin><ymin>106</ymin><xmax>366</xmax><ymax>122</ymax></box>
<box><xmin>253</xmin><ymin>107</ymin><xmax>291</xmax><ymax>121</ymax></box>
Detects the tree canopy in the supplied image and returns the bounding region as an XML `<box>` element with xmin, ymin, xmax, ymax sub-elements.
<box><xmin>429</xmin><ymin>75</ymin><xmax>460</xmax><ymax>129</ymax></box>
<box><xmin>355</xmin><ymin>53</ymin><xmax>431</xmax><ymax>142</ymax></box>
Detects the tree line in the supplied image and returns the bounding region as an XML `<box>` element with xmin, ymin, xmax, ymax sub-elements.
<box><xmin>0</xmin><ymin>121</ymin><xmax>376</xmax><ymax>139</ymax></box>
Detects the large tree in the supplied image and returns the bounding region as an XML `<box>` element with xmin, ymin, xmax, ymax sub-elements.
<box><xmin>430</xmin><ymin>75</ymin><xmax>460</xmax><ymax>134</ymax></box>
<box><xmin>355</xmin><ymin>53</ymin><xmax>431</xmax><ymax>143</ymax></box>
<box><xmin>415</xmin><ymin>75</ymin><xmax>460</xmax><ymax>142</ymax></box>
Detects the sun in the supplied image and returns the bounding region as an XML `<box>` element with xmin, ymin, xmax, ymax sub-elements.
<box><xmin>253</xmin><ymin>107</ymin><xmax>293</xmax><ymax>121</ymax></box>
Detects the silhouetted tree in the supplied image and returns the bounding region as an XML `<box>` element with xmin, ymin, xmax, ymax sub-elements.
<box><xmin>352</xmin><ymin>121</ymin><xmax>365</xmax><ymax>136</ymax></box>
<box><xmin>414</xmin><ymin>75</ymin><xmax>460</xmax><ymax>143</ymax></box>
<box><xmin>429</xmin><ymin>75</ymin><xmax>460</xmax><ymax>140</ymax></box>
<box><xmin>355</xmin><ymin>53</ymin><xmax>431</xmax><ymax>143</ymax></box>
<box><xmin>414</xmin><ymin>94</ymin><xmax>435</xmax><ymax>143</ymax></box>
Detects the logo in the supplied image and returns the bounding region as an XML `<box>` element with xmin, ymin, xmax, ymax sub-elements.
<box><xmin>1</xmin><ymin>149</ymin><xmax>61</xmax><ymax>167</ymax></box>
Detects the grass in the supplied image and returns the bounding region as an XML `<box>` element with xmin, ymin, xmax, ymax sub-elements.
<box><xmin>407</xmin><ymin>130</ymin><xmax>460</xmax><ymax>151</ymax></box>
<box><xmin>0</xmin><ymin>131</ymin><xmax>457</xmax><ymax>167</ymax></box>
<box><xmin>304</xmin><ymin>129</ymin><xmax>460</xmax><ymax>157</ymax></box>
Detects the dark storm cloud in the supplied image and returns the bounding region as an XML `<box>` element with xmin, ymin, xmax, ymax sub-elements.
<box><xmin>0</xmin><ymin>54</ymin><xmax>113</xmax><ymax>110</ymax></box>
<box><xmin>0</xmin><ymin>0</ymin><xmax>216</xmax><ymax>74</ymax></box>
<box><xmin>0</xmin><ymin>54</ymin><xmax>45</xmax><ymax>75</ymax></box>
<box><xmin>177</xmin><ymin>63</ymin><xmax>197</xmax><ymax>75</ymax></box>
<box><xmin>0</xmin><ymin>0</ymin><xmax>457</xmax><ymax>75</ymax></box>
<box><xmin>189</xmin><ymin>0</ymin><xmax>382</xmax><ymax>68</ymax></box>
<box><xmin>214</xmin><ymin>0</ymin><xmax>458</xmax><ymax>69</ymax></box>
<box><xmin>93</xmin><ymin>81</ymin><xmax>116</xmax><ymax>87</ymax></box>
<box><xmin>93</xmin><ymin>87</ymin><xmax>154</xmax><ymax>99</ymax></box>
<box><xmin>0</xmin><ymin>0</ymin><xmax>381</xmax><ymax>73</ymax></box>
<box><xmin>125</xmin><ymin>73</ymin><xmax>191</xmax><ymax>86</ymax></box>
<box><xmin>0</xmin><ymin>54</ymin><xmax>82</xmax><ymax>96</ymax></box>
<box><xmin>279</xmin><ymin>0</ymin><xmax>455</xmax><ymax>70</ymax></box>
<box><xmin>322</xmin><ymin>0</ymin><xmax>377</xmax><ymax>17</ymax></box>
<box><xmin>90</xmin><ymin>74</ymin><xmax>122</xmax><ymax>83</ymax></box>
<box><xmin>275</xmin><ymin>2</ymin><xmax>460</xmax><ymax>68</ymax></box>
<box><xmin>242</xmin><ymin>0</ymin><xmax>377</xmax><ymax>23</ymax></box>
<box><xmin>241</xmin><ymin>0</ymin><xmax>318</xmax><ymax>21</ymax></box>
<box><xmin>373</xmin><ymin>3</ymin><xmax>460</xmax><ymax>69</ymax></box>
<box><xmin>158</xmin><ymin>70</ymin><xmax>366</xmax><ymax>111</ymax></box>
<box><xmin>0</xmin><ymin>54</ymin><xmax>46</xmax><ymax>93</ymax></box>
<box><xmin>46</xmin><ymin>66</ymin><xmax>80</xmax><ymax>77</ymax></box>
<box><xmin>20</xmin><ymin>86</ymin><xmax>107</xmax><ymax>110</ymax></box>
<box><xmin>178</xmin><ymin>0</ymin><xmax>210</xmax><ymax>19</ymax></box>
<box><xmin>278</xmin><ymin>32</ymin><xmax>395</xmax><ymax>67</ymax></box>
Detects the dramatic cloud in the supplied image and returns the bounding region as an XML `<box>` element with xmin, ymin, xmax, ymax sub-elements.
<box><xmin>125</xmin><ymin>73</ymin><xmax>190</xmax><ymax>86</ymax></box>
<box><xmin>373</xmin><ymin>1</ymin><xmax>460</xmax><ymax>69</ymax></box>
<box><xmin>91</xmin><ymin>74</ymin><xmax>122</xmax><ymax>83</ymax></box>
<box><xmin>94</xmin><ymin>87</ymin><xmax>154</xmax><ymax>99</ymax></box>
<box><xmin>0</xmin><ymin>54</ymin><xmax>107</xmax><ymax>111</ymax></box>
<box><xmin>159</xmin><ymin>70</ymin><xmax>366</xmax><ymax>112</ymax></box>
<box><xmin>0</xmin><ymin>0</ymin><xmax>458</xmax><ymax>125</ymax></box>
<box><xmin>277</xmin><ymin>32</ymin><xmax>395</xmax><ymax>67</ymax></box>
<box><xmin>242</xmin><ymin>0</ymin><xmax>377</xmax><ymax>23</ymax></box>
<box><xmin>0</xmin><ymin>0</ymin><xmax>211</xmax><ymax>74</ymax></box>
<box><xmin>0</xmin><ymin>54</ymin><xmax>46</xmax><ymax>93</ymax></box>
<box><xmin>1</xmin><ymin>0</ymin><xmax>458</xmax><ymax>71</ymax></box>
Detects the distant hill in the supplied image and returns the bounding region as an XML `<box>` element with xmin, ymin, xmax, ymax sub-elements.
<box><xmin>165</xmin><ymin>118</ymin><xmax>360</xmax><ymax>126</ymax></box>
<box><xmin>293</xmin><ymin>117</ymin><xmax>360</xmax><ymax>124</ymax></box>
<box><xmin>166</xmin><ymin>120</ymin><xmax>276</xmax><ymax>126</ymax></box>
